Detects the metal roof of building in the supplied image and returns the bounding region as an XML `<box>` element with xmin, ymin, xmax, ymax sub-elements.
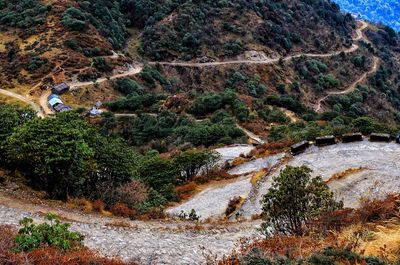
<box><xmin>48</xmin><ymin>97</ymin><xmax>63</xmax><ymax>107</ymax></box>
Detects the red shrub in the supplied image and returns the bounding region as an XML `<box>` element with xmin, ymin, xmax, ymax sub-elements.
<box><xmin>111</xmin><ymin>203</ymin><xmax>137</xmax><ymax>218</ymax></box>
<box><xmin>357</xmin><ymin>194</ymin><xmax>400</xmax><ymax>222</ymax></box>
<box><xmin>4</xmin><ymin>247</ymin><xmax>137</xmax><ymax>265</ymax></box>
<box><xmin>176</xmin><ymin>181</ymin><xmax>197</xmax><ymax>200</ymax></box>
<box><xmin>194</xmin><ymin>169</ymin><xmax>235</xmax><ymax>184</ymax></box>
<box><xmin>92</xmin><ymin>200</ymin><xmax>105</xmax><ymax>212</ymax></box>
<box><xmin>0</xmin><ymin>225</ymin><xmax>17</xmax><ymax>255</ymax></box>
<box><xmin>309</xmin><ymin>208</ymin><xmax>358</xmax><ymax>234</ymax></box>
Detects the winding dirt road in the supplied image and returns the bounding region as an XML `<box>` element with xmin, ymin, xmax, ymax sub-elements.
<box><xmin>149</xmin><ymin>21</ymin><xmax>369</xmax><ymax>68</ymax></box>
<box><xmin>315</xmin><ymin>55</ymin><xmax>379</xmax><ymax>112</ymax></box>
<box><xmin>68</xmin><ymin>65</ymin><xmax>143</xmax><ymax>90</ymax></box>
<box><xmin>0</xmin><ymin>88</ymin><xmax>44</xmax><ymax>118</ymax></box>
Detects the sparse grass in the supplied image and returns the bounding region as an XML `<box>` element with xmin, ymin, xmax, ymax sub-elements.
<box><xmin>0</xmin><ymin>32</ymin><xmax>18</xmax><ymax>52</ymax></box>
<box><xmin>232</xmin><ymin>157</ymin><xmax>248</xmax><ymax>167</ymax></box>
<box><xmin>326</xmin><ymin>167</ymin><xmax>366</xmax><ymax>183</ymax></box>
<box><xmin>251</xmin><ymin>169</ymin><xmax>266</xmax><ymax>186</ymax></box>
<box><xmin>67</xmin><ymin>198</ymin><xmax>94</xmax><ymax>213</ymax></box>
<box><xmin>0</xmin><ymin>95</ymin><xmax>29</xmax><ymax>107</ymax></box>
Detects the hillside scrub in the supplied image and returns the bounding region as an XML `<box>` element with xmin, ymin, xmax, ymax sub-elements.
<box><xmin>0</xmin><ymin>105</ymin><xmax>226</xmax><ymax>218</ymax></box>
<box><xmin>0</xmin><ymin>0</ymin><xmax>51</xmax><ymax>28</ymax></box>
<box><xmin>100</xmin><ymin>111</ymin><xmax>245</xmax><ymax>148</ymax></box>
<box><xmin>130</xmin><ymin>0</ymin><xmax>355</xmax><ymax>60</ymax></box>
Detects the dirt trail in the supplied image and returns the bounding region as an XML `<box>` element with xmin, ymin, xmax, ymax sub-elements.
<box><xmin>0</xmin><ymin>88</ymin><xmax>44</xmax><ymax>118</ymax></box>
<box><xmin>236</xmin><ymin>124</ymin><xmax>266</xmax><ymax>145</ymax></box>
<box><xmin>68</xmin><ymin>65</ymin><xmax>143</xmax><ymax>90</ymax></box>
<box><xmin>39</xmin><ymin>89</ymin><xmax>54</xmax><ymax>115</ymax></box>
<box><xmin>315</xmin><ymin>56</ymin><xmax>379</xmax><ymax>112</ymax></box>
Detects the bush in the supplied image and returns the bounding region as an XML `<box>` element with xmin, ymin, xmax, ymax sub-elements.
<box><xmin>224</xmin><ymin>40</ymin><xmax>244</xmax><ymax>56</ymax></box>
<box><xmin>15</xmin><ymin>213</ymin><xmax>84</xmax><ymax>252</ymax></box>
<box><xmin>0</xmin><ymin>0</ymin><xmax>50</xmax><ymax>28</ymax></box>
<box><xmin>27</xmin><ymin>55</ymin><xmax>47</xmax><ymax>71</ymax></box>
<box><xmin>62</xmin><ymin>7</ymin><xmax>87</xmax><ymax>31</ymax></box>
<box><xmin>114</xmin><ymin>78</ymin><xmax>143</xmax><ymax>96</ymax></box>
<box><xmin>93</xmin><ymin>57</ymin><xmax>111</xmax><ymax>72</ymax></box>
<box><xmin>261</xmin><ymin>166</ymin><xmax>343</xmax><ymax>236</ymax></box>
<box><xmin>111</xmin><ymin>203</ymin><xmax>137</xmax><ymax>218</ymax></box>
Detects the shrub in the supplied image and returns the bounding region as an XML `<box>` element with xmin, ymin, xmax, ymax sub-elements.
<box><xmin>224</xmin><ymin>40</ymin><xmax>244</xmax><ymax>56</ymax></box>
<box><xmin>358</xmin><ymin>194</ymin><xmax>400</xmax><ymax>223</ymax></box>
<box><xmin>62</xmin><ymin>7</ymin><xmax>87</xmax><ymax>31</ymax></box>
<box><xmin>15</xmin><ymin>213</ymin><xmax>84</xmax><ymax>252</ymax></box>
<box><xmin>261</xmin><ymin>166</ymin><xmax>343</xmax><ymax>236</ymax></box>
<box><xmin>0</xmin><ymin>225</ymin><xmax>17</xmax><ymax>254</ymax></box>
<box><xmin>92</xmin><ymin>200</ymin><xmax>105</xmax><ymax>212</ymax></box>
<box><xmin>114</xmin><ymin>78</ymin><xmax>143</xmax><ymax>96</ymax></box>
<box><xmin>27</xmin><ymin>55</ymin><xmax>47</xmax><ymax>71</ymax></box>
<box><xmin>93</xmin><ymin>57</ymin><xmax>111</xmax><ymax>72</ymax></box>
<box><xmin>111</xmin><ymin>203</ymin><xmax>137</xmax><ymax>218</ymax></box>
<box><xmin>173</xmin><ymin>149</ymin><xmax>220</xmax><ymax>183</ymax></box>
<box><xmin>225</xmin><ymin>196</ymin><xmax>243</xmax><ymax>217</ymax></box>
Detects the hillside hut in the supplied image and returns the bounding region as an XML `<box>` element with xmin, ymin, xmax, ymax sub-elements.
<box><xmin>52</xmin><ymin>83</ymin><xmax>70</xmax><ymax>95</ymax></box>
<box><xmin>316</xmin><ymin>135</ymin><xmax>336</xmax><ymax>146</ymax></box>
<box><xmin>370</xmin><ymin>133</ymin><xmax>390</xmax><ymax>142</ymax></box>
<box><xmin>291</xmin><ymin>141</ymin><xmax>310</xmax><ymax>155</ymax></box>
<box><xmin>342</xmin><ymin>133</ymin><xmax>363</xmax><ymax>143</ymax></box>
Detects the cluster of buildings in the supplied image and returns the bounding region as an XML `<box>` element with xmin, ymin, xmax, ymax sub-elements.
<box><xmin>47</xmin><ymin>83</ymin><xmax>72</xmax><ymax>113</ymax></box>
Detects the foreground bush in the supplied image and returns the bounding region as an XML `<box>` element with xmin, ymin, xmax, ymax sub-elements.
<box><xmin>0</xmin><ymin>218</ymin><xmax>136</xmax><ymax>265</ymax></box>
<box><xmin>15</xmin><ymin>213</ymin><xmax>84</xmax><ymax>252</ymax></box>
<box><xmin>261</xmin><ymin>166</ymin><xmax>343</xmax><ymax>236</ymax></box>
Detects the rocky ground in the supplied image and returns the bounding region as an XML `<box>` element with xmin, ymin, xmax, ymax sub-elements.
<box><xmin>240</xmin><ymin>141</ymin><xmax>400</xmax><ymax>217</ymax></box>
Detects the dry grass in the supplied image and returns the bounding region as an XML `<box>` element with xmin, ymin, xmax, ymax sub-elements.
<box><xmin>19</xmin><ymin>35</ymin><xmax>41</xmax><ymax>55</ymax></box>
<box><xmin>67</xmin><ymin>198</ymin><xmax>94</xmax><ymax>213</ymax></box>
<box><xmin>0</xmin><ymin>94</ymin><xmax>29</xmax><ymax>106</ymax></box>
<box><xmin>0</xmin><ymin>32</ymin><xmax>18</xmax><ymax>52</ymax></box>
<box><xmin>360</xmin><ymin>223</ymin><xmax>400</xmax><ymax>261</ymax></box>
<box><xmin>251</xmin><ymin>169</ymin><xmax>266</xmax><ymax>186</ymax></box>
<box><xmin>232</xmin><ymin>157</ymin><xmax>248</xmax><ymax>167</ymax></box>
<box><xmin>326</xmin><ymin>167</ymin><xmax>366</xmax><ymax>183</ymax></box>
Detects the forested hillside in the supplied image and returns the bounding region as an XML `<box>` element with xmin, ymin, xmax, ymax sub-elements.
<box><xmin>334</xmin><ymin>0</ymin><xmax>400</xmax><ymax>31</ymax></box>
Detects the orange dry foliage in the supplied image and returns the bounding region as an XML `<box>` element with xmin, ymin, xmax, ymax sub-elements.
<box><xmin>176</xmin><ymin>181</ymin><xmax>198</xmax><ymax>200</ymax></box>
<box><xmin>215</xmin><ymin>236</ymin><xmax>322</xmax><ymax>265</ymax></box>
<box><xmin>110</xmin><ymin>203</ymin><xmax>137</xmax><ymax>218</ymax></box>
<box><xmin>3</xmin><ymin>247</ymin><xmax>137</xmax><ymax>265</ymax></box>
<box><xmin>357</xmin><ymin>194</ymin><xmax>400</xmax><ymax>222</ymax></box>
<box><xmin>250</xmin><ymin>140</ymin><xmax>295</xmax><ymax>157</ymax></box>
<box><xmin>92</xmin><ymin>200</ymin><xmax>105</xmax><ymax>212</ymax></box>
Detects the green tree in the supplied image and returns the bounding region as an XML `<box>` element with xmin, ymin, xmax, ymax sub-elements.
<box><xmin>114</xmin><ymin>78</ymin><xmax>143</xmax><ymax>95</ymax></box>
<box><xmin>61</xmin><ymin>7</ymin><xmax>87</xmax><ymax>31</ymax></box>
<box><xmin>6</xmin><ymin>113</ymin><xmax>96</xmax><ymax>200</ymax></box>
<box><xmin>137</xmin><ymin>151</ymin><xmax>179</xmax><ymax>201</ymax></box>
<box><xmin>0</xmin><ymin>104</ymin><xmax>34</xmax><ymax>155</ymax></box>
<box><xmin>261</xmin><ymin>166</ymin><xmax>343</xmax><ymax>236</ymax></box>
<box><xmin>173</xmin><ymin>149</ymin><xmax>220</xmax><ymax>183</ymax></box>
